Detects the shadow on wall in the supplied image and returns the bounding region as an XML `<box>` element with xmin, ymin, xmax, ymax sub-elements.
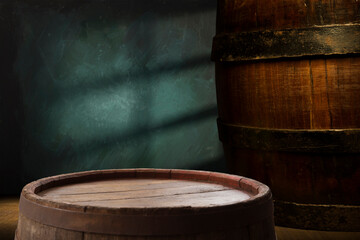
<box><xmin>1</xmin><ymin>0</ymin><xmax>224</xmax><ymax>194</ymax></box>
<box><xmin>0</xmin><ymin>2</ymin><xmax>25</xmax><ymax>195</ymax></box>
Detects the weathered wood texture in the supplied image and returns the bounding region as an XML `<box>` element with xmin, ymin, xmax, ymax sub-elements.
<box><xmin>15</xmin><ymin>169</ymin><xmax>275</xmax><ymax>240</ymax></box>
<box><xmin>4</xmin><ymin>198</ymin><xmax>360</xmax><ymax>240</ymax></box>
<box><xmin>213</xmin><ymin>0</ymin><xmax>360</xmax><ymax>231</ymax></box>
<box><xmin>17</xmin><ymin>213</ymin><xmax>272</xmax><ymax>240</ymax></box>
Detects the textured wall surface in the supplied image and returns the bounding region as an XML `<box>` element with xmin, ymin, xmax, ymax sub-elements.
<box><xmin>1</xmin><ymin>0</ymin><xmax>224</xmax><ymax>194</ymax></box>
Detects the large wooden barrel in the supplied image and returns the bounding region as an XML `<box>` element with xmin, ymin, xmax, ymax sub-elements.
<box><xmin>212</xmin><ymin>0</ymin><xmax>360</xmax><ymax>231</ymax></box>
<box><xmin>15</xmin><ymin>169</ymin><xmax>275</xmax><ymax>240</ymax></box>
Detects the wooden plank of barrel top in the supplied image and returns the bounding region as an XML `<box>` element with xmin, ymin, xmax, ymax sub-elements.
<box><xmin>15</xmin><ymin>169</ymin><xmax>275</xmax><ymax>240</ymax></box>
<box><xmin>212</xmin><ymin>0</ymin><xmax>360</xmax><ymax>232</ymax></box>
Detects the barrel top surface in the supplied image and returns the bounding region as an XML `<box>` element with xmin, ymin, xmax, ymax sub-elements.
<box><xmin>38</xmin><ymin>178</ymin><xmax>251</xmax><ymax>208</ymax></box>
<box><xmin>19</xmin><ymin>169</ymin><xmax>273</xmax><ymax>236</ymax></box>
<box><xmin>21</xmin><ymin>169</ymin><xmax>271</xmax><ymax>214</ymax></box>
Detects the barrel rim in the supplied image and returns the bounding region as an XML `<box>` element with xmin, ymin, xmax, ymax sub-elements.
<box><xmin>19</xmin><ymin>169</ymin><xmax>274</xmax><ymax>236</ymax></box>
<box><xmin>21</xmin><ymin>169</ymin><xmax>271</xmax><ymax>214</ymax></box>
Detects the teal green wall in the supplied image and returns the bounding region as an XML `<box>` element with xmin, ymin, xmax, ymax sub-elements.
<box><xmin>1</xmin><ymin>0</ymin><xmax>224</xmax><ymax>194</ymax></box>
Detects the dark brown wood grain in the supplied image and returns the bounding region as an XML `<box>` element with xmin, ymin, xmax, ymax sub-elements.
<box><xmin>216</xmin><ymin>57</ymin><xmax>360</xmax><ymax>129</ymax></box>
<box><xmin>226</xmin><ymin>148</ymin><xmax>360</xmax><ymax>205</ymax></box>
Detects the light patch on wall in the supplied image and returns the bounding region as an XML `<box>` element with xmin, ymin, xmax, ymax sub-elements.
<box><xmin>15</xmin><ymin>1</ymin><xmax>223</xmax><ymax>180</ymax></box>
<box><xmin>51</xmin><ymin>85</ymin><xmax>138</xmax><ymax>145</ymax></box>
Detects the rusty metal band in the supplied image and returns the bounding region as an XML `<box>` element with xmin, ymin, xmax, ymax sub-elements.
<box><xmin>211</xmin><ymin>24</ymin><xmax>360</xmax><ymax>61</ymax></box>
<box><xmin>274</xmin><ymin>200</ymin><xmax>360</xmax><ymax>232</ymax></box>
<box><xmin>217</xmin><ymin>120</ymin><xmax>360</xmax><ymax>153</ymax></box>
<box><xmin>19</xmin><ymin>194</ymin><xmax>273</xmax><ymax>236</ymax></box>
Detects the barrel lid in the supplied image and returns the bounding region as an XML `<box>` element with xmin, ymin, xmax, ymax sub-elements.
<box><xmin>20</xmin><ymin>169</ymin><xmax>273</xmax><ymax>236</ymax></box>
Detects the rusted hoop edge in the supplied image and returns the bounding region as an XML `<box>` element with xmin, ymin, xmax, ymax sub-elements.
<box><xmin>274</xmin><ymin>200</ymin><xmax>360</xmax><ymax>231</ymax></box>
<box><xmin>218</xmin><ymin>120</ymin><xmax>360</xmax><ymax>153</ymax></box>
<box><xmin>211</xmin><ymin>24</ymin><xmax>360</xmax><ymax>62</ymax></box>
<box><xmin>19</xmin><ymin>169</ymin><xmax>274</xmax><ymax>236</ymax></box>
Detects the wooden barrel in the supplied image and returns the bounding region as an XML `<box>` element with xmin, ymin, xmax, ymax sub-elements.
<box><xmin>15</xmin><ymin>169</ymin><xmax>275</xmax><ymax>240</ymax></box>
<box><xmin>211</xmin><ymin>0</ymin><xmax>360</xmax><ymax>231</ymax></box>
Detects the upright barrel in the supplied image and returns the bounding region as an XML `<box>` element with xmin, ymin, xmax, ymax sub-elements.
<box><xmin>15</xmin><ymin>169</ymin><xmax>275</xmax><ymax>240</ymax></box>
<box><xmin>212</xmin><ymin>0</ymin><xmax>360</xmax><ymax>231</ymax></box>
